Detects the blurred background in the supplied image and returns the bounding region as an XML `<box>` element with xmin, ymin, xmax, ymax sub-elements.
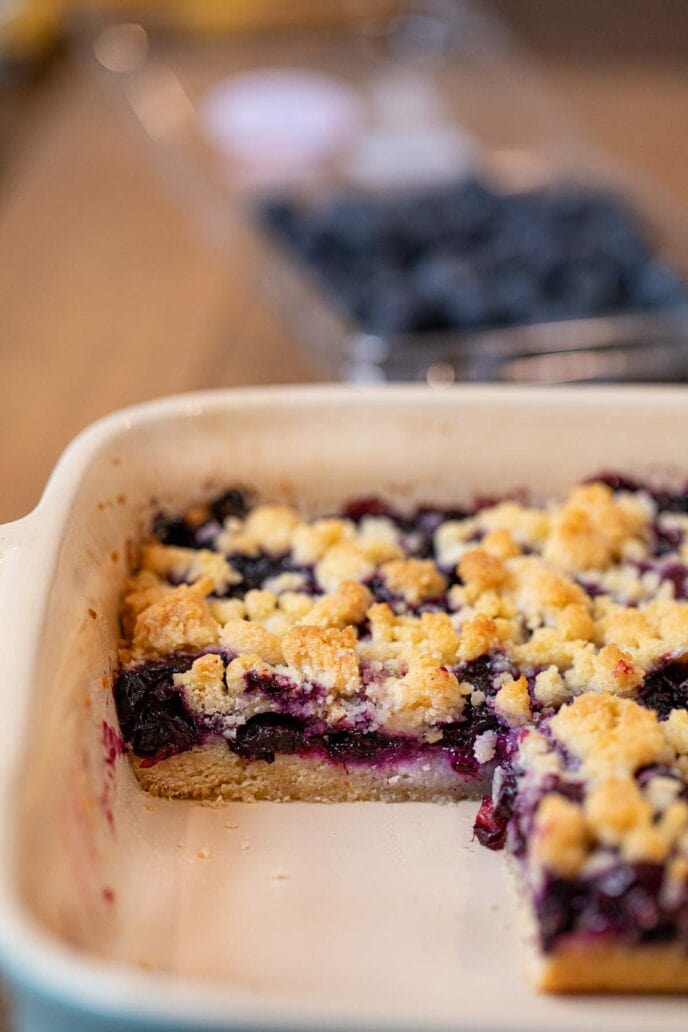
<box><xmin>2</xmin><ymin>0</ymin><xmax>688</xmax><ymax>528</ymax></box>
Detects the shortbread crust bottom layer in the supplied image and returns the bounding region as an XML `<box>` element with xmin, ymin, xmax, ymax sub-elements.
<box><xmin>538</xmin><ymin>941</ymin><xmax>688</xmax><ymax>993</ymax></box>
<box><xmin>131</xmin><ymin>745</ymin><xmax>488</xmax><ymax>803</ymax></box>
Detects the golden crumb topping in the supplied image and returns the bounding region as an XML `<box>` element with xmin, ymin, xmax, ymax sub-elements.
<box><xmin>482</xmin><ymin>529</ymin><xmax>521</xmax><ymax>560</ymax></box>
<box><xmin>174</xmin><ymin>654</ymin><xmax>230</xmax><ymax>713</ymax></box>
<box><xmin>550</xmin><ymin>693</ymin><xmax>669</xmax><ymax>779</ymax></box>
<box><xmin>219</xmin><ymin>620</ymin><xmax>284</xmax><ymax>665</ymax></box>
<box><xmin>131</xmin><ymin>584</ymin><xmax>219</xmax><ymax>659</ymax></box>
<box><xmin>531</xmin><ymin>794</ymin><xmax>588</xmax><ymax>878</ymax></box>
<box><xmin>141</xmin><ymin>543</ymin><xmax>239</xmax><ymax>595</ymax></box>
<box><xmin>584</xmin><ymin>776</ymin><xmax>651</xmax><ymax>847</ymax></box>
<box><xmin>458</xmin><ymin>548</ymin><xmax>508</xmax><ymax>595</ymax></box>
<box><xmin>363</xmin><ymin>605</ymin><xmax>460</xmax><ymax>671</ymax></box>
<box><xmin>301</xmin><ymin>580</ymin><xmax>372</xmax><ymax>629</ymax></box>
<box><xmin>494</xmin><ymin>674</ymin><xmax>532</xmax><ymax>727</ymax></box>
<box><xmin>533</xmin><ymin>666</ymin><xmax>567</xmax><ymax>709</ymax></box>
<box><xmin>243</xmin><ymin>589</ymin><xmax>277</xmax><ymax>621</ymax></box>
<box><xmin>281</xmin><ymin>625</ymin><xmax>361</xmax><ymax>696</ymax></box>
<box><xmin>518</xmin><ymin>729</ymin><xmax>562</xmax><ymax>776</ymax></box>
<box><xmin>479</xmin><ymin>501</ymin><xmax>551</xmax><ymax>550</ymax></box>
<box><xmin>457</xmin><ymin>614</ymin><xmax>501</xmax><ymax>662</ymax></box>
<box><xmin>543</xmin><ymin>483</ymin><xmax>650</xmax><ymax>573</ymax></box>
<box><xmin>380</xmin><ymin>558</ymin><xmax>448</xmax><ymax>605</ymax></box>
<box><xmin>243</xmin><ymin>504</ymin><xmax>301</xmax><ymax>554</ymax></box>
<box><xmin>665</xmin><ymin>708</ymin><xmax>688</xmax><ymax>756</ymax></box>
<box><xmin>384</xmin><ymin>658</ymin><xmax>464</xmax><ymax>734</ymax></box>
<box><xmin>121</xmin><ymin>570</ymin><xmax>172</xmax><ymax>636</ymax></box>
<box><xmin>315</xmin><ymin>542</ymin><xmax>375</xmax><ymax>593</ymax></box>
<box><xmin>291</xmin><ymin>517</ymin><xmax>354</xmax><ymax>565</ymax></box>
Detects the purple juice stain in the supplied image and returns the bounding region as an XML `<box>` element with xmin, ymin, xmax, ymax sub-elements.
<box><xmin>343</xmin><ymin>497</ymin><xmax>401</xmax><ymax>522</ymax></box>
<box><xmin>101</xmin><ymin>720</ymin><xmax>125</xmax><ymax>767</ymax></box>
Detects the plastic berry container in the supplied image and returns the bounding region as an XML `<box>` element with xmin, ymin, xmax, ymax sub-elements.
<box><xmin>83</xmin><ymin>1</ymin><xmax>688</xmax><ymax>383</ymax></box>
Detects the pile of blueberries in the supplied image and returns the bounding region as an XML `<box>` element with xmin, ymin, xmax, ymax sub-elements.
<box><xmin>258</xmin><ymin>178</ymin><xmax>688</xmax><ymax>335</ymax></box>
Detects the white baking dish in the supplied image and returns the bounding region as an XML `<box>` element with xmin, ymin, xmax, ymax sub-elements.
<box><xmin>1</xmin><ymin>385</ymin><xmax>687</xmax><ymax>1032</ymax></box>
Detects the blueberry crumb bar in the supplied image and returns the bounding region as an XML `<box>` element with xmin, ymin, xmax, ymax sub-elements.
<box><xmin>114</xmin><ymin>478</ymin><xmax>688</xmax><ymax>992</ymax></box>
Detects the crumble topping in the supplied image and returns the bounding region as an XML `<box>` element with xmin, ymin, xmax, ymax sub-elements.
<box><xmin>550</xmin><ymin>693</ymin><xmax>669</xmax><ymax>779</ymax></box>
<box><xmin>384</xmin><ymin>658</ymin><xmax>464</xmax><ymax>734</ymax></box>
<box><xmin>494</xmin><ymin>674</ymin><xmax>531</xmax><ymax>727</ymax></box>
<box><xmin>531</xmin><ymin>794</ymin><xmax>588</xmax><ymax>878</ymax></box>
<box><xmin>518</xmin><ymin>728</ymin><xmax>562</xmax><ymax>776</ymax></box>
<box><xmin>380</xmin><ymin>558</ymin><xmax>448</xmax><ymax>605</ymax></box>
<box><xmin>542</xmin><ymin>483</ymin><xmax>651</xmax><ymax>573</ymax></box>
<box><xmin>131</xmin><ymin>583</ymin><xmax>218</xmax><ymax>659</ymax></box>
<box><xmin>120</xmin><ymin>479</ymin><xmax>688</xmax><ymax>739</ymax></box>
<box><xmin>316</xmin><ymin>543</ymin><xmax>376</xmax><ymax>593</ymax></box>
<box><xmin>533</xmin><ymin>666</ymin><xmax>567</xmax><ymax>709</ymax></box>
<box><xmin>117</xmin><ymin>478</ymin><xmax>688</xmax><ymax>928</ymax></box>
<box><xmin>281</xmin><ymin>625</ymin><xmax>361</xmax><ymax>696</ymax></box>
<box><xmin>235</xmin><ymin>503</ymin><xmax>301</xmax><ymax>555</ymax></box>
<box><xmin>665</xmin><ymin>708</ymin><xmax>688</xmax><ymax>756</ymax></box>
<box><xmin>219</xmin><ymin>620</ymin><xmax>283</xmax><ymax>666</ymax></box>
<box><xmin>141</xmin><ymin>543</ymin><xmax>240</xmax><ymax>595</ymax></box>
<box><xmin>302</xmin><ymin>580</ymin><xmax>372</xmax><ymax>629</ymax></box>
<box><xmin>174</xmin><ymin>654</ymin><xmax>230</xmax><ymax>714</ymax></box>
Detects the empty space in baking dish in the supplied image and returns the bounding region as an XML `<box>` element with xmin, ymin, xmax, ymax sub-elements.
<box><xmin>11</xmin><ymin>388</ymin><xmax>688</xmax><ymax>1030</ymax></box>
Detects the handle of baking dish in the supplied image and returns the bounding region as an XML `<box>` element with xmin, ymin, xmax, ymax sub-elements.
<box><xmin>0</xmin><ymin>515</ymin><xmax>37</xmax><ymax>630</ymax></box>
<box><xmin>0</xmin><ymin>515</ymin><xmax>40</xmax><ymax>766</ymax></box>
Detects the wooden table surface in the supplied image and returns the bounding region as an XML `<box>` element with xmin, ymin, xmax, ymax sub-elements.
<box><xmin>2</xmin><ymin>46</ymin><xmax>688</xmax><ymax>525</ymax></box>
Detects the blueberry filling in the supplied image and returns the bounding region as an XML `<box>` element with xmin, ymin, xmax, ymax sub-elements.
<box><xmin>210</xmin><ymin>488</ymin><xmax>250</xmax><ymax>523</ymax></box>
<box><xmin>153</xmin><ymin>489</ymin><xmax>251</xmax><ymax>551</ymax></box>
<box><xmin>151</xmin><ymin>516</ymin><xmax>200</xmax><ymax>550</ymax></box>
<box><xmin>233</xmin><ymin>714</ymin><xmax>308</xmax><ymax>762</ymax></box>
<box><xmin>639</xmin><ymin>661</ymin><xmax>688</xmax><ymax>720</ymax></box>
<box><xmin>223</xmin><ymin>552</ymin><xmax>303</xmax><ymax>596</ymax></box>
<box><xmin>536</xmin><ymin>863</ymin><xmax>688</xmax><ymax>951</ymax></box>
<box><xmin>229</xmin><ymin>719</ymin><xmax>495</xmax><ymax>772</ymax></box>
<box><xmin>114</xmin><ymin>657</ymin><xmax>198</xmax><ymax>758</ymax></box>
<box><xmin>473</xmin><ymin>771</ymin><xmax>518</xmax><ymax>850</ymax></box>
<box><xmin>113</xmin><ymin>663</ymin><xmax>503</xmax><ymax>775</ymax></box>
<box><xmin>474</xmin><ymin>796</ymin><xmax>508</xmax><ymax>850</ymax></box>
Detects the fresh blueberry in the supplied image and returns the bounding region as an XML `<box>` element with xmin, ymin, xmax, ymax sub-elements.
<box><xmin>114</xmin><ymin>659</ymin><xmax>198</xmax><ymax>757</ymax></box>
<box><xmin>325</xmin><ymin>730</ymin><xmax>400</xmax><ymax>764</ymax></box>
<box><xmin>632</xmin><ymin>259</ymin><xmax>688</xmax><ymax>308</ymax></box>
<box><xmin>226</xmin><ymin>552</ymin><xmax>297</xmax><ymax>595</ymax></box>
<box><xmin>546</xmin><ymin>254</ymin><xmax>622</xmax><ymax>316</ymax></box>
<box><xmin>360</xmin><ymin>272</ymin><xmax>429</xmax><ymax>334</ymax></box>
<box><xmin>639</xmin><ymin>661</ymin><xmax>688</xmax><ymax>719</ymax></box>
<box><xmin>233</xmin><ymin>714</ymin><xmax>307</xmax><ymax>762</ymax></box>
<box><xmin>152</xmin><ymin>515</ymin><xmax>198</xmax><ymax>549</ymax></box>
<box><xmin>414</xmin><ymin>255</ymin><xmax>490</xmax><ymax>328</ymax></box>
<box><xmin>487</xmin><ymin>261</ymin><xmax>542</xmax><ymax>323</ymax></box>
<box><xmin>210</xmin><ymin>488</ymin><xmax>249</xmax><ymax>523</ymax></box>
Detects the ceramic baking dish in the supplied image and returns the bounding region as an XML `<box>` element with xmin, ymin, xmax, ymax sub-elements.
<box><xmin>1</xmin><ymin>385</ymin><xmax>687</xmax><ymax>1032</ymax></box>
